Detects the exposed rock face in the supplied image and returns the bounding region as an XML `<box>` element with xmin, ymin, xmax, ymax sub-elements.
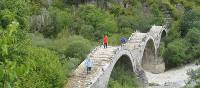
<box><xmin>65</xmin><ymin>25</ymin><xmax>168</xmax><ymax>88</ymax></box>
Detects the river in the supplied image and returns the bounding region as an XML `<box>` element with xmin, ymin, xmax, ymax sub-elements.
<box><xmin>146</xmin><ymin>64</ymin><xmax>200</xmax><ymax>88</ymax></box>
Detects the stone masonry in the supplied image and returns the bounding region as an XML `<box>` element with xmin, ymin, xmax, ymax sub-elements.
<box><xmin>65</xmin><ymin>25</ymin><xmax>168</xmax><ymax>88</ymax></box>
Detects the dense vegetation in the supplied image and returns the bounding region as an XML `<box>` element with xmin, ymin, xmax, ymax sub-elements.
<box><xmin>0</xmin><ymin>0</ymin><xmax>199</xmax><ymax>88</ymax></box>
<box><xmin>159</xmin><ymin>0</ymin><xmax>200</xmax><ymax>68</ymax></box>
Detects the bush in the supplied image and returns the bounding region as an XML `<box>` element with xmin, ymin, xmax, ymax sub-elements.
<box><xmin>64</xmin><ymin>36</ymin><xmax>93</xmax><ymax>60</ymax></box>
<box><xmin>77</xmin><ymin>4</ymin><xmax>118</xmax><ymax>40</ymax></box>
<box><xmin>30</xmin><ymin>7</ymin><xmax>73</xmax><ymax>38</ymax></box>
<box><xmin>117</xmin><ymin>15</ymin><xmax>135</xmax><ymax>29</ymax></box>
<box><xmin>14</xmin><ymin>47</ymin><xmax>65</xmax><ymax>88</ymax></box>
<box><xmin>164</xmin><ymin>39</ymin><xmax>188</xmax><ymax>68</ymax></box>
<box><xmin>186</xmin><ymin>28</ymin><xmax>200</xmax><ymax>45</ymax></box>
<box><xmin>0</xmin><ymin>0</ymin><xmax>30</xmax><ymax>30</ymax></box>
<box><xmin>179</xmin><ymin>9</ymin><xmax>200</xmax><ymax>37</ymax></box>
<box><xmin>165</xmin><ymin>20</ymin><xmax>181</xmax><ymax>44</ymax></box>
<box><xmin>185</xmin><ymin>28</ymin><xmax>200</xmax><ymax>61</ymax></box>
<box><xmin>79</xmin><ymin>24</ymin><xmax>95</xmax><ymax>40</ymax></box>
<box><xmin>61</xmin><ymin>57</ymin><xmax>81</xmax><ymax>80</ymax></box>
<box><xmin>108</xmin><ymin>4</ymin><xmax>124</xmax><ymax>16</ymax></box>
<box><xmin>0</xmin><ymin>20</ymin><xmax>65</xmax><ymax>88</ymax></box>
<box><xmin>186</xmin><ymin>68</ymin><xmax>200</xmax><ymax>88</ymax></box>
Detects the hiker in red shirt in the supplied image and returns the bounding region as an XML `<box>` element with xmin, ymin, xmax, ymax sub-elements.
<box><xmin>103</xmin><ymin>35</ymin><xmax>108</xmax><ymax>48</ymax></box>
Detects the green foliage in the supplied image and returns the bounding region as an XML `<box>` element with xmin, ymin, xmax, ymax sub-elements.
<box><xmin>31</xmin><ymin>33</ymin><xmax>94</xmax><ymax>60</ymax></box>
<box><xmin>127</xmin><ymin>1</ymin><xmax>164</xmax><ymax>32</ymax></box>
<box><xmin>47</xmin><ymin>7</ymin><xmax>72</xmax><ymax>37</ymax></box>
<box><xmin>0</xmin><ymin>10</ymin><xmax>15</xmax><ymax>28</ymax></box>
<box><xmin>30</xmin><ymin>7</ymin><xmax>73</xmax><ymax>38</ymax></box>
<box><xmin>61</xmin><ymin>57</ymin><xmax>81</xmax><ymax>80</ymax></box>
<box><xmin>0</xmin><ymin>20</ymin><xmax>27</xmax><ymax>88</ymax></box>
<box><xmin>0</xmin><ymin>15</ymin><xmax>65</xmax><ymax>88</ymax></box>
<box><xmin>186</xmin><ymin>28</ymin><xmax>200</xmax><ymax>45</ymax></box>
<box><xmin>186</xmin><ymin>68</ymin><xmax>200</xmax><ymax>88</ymax></box>
<box><xmin>185</xmin><ymin>28</ymin><xmax>200</xmax><ymax>61</ymax></box>
<box><xmin>0</xmin><ymin>1</ymin><xmax>32</xmax><ymax>87</ymax></box>
<box><xmin>0</xmin><ymin>0</ymin><xmax>30</xmax><ymax>30</ymax></box>
<box><xmin>79</xmin><ymin>24</ymin><xmax>95</xmax><ymax>40</ymax></box>
<box><xmin>30</xmin><ymin>0</ymin><xmax>50</xmax><ymax>10</ymax></box>
<box><xmin>164</xmin><ymin>39</ymin><xmax>188</xmax><ymax>68</ymax></box>
<box><xmin>165</xmin><ymin>21</ymin><xmax>181</xmax><ymax>43</ymax></box>
<box><xmin>108</xmin><ymin>4</ymin><xmax>124</xmax><ymax>16</ymax></box>
<box><xmin>179</xmin><ymin>9</ymin><xmax>200</xmax><ymax>37</ymax></box>
<box><xmin>159</xmin><ymin>42</ymin><xmax>166</xmax><ymax>57</ymax></box>
<box><xmin>117</xmin><ymin>15</ymin><xmax>135</xmax><ymax>30</ymax></box>
<box><xmin>14</xmin><ymin>47</ymin><xmax>65</xmax><ymax>88</ymax></box>
<box><xmin>2</xmin><ymin>0</ymin><xmax>200</xmax><ymax>87</ymax></box>
<box><xmin>64</xmin><ymin>36</ymin><xmax>93</xmax><ymax>60</ymax></box>
<box><xmin>76</xmin><ymin>4</ymin><xmax>117</xmax><ymax>40</ymax></box>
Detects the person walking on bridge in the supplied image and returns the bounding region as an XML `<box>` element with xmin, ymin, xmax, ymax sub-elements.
<box><xmin>85</xmin><ymin>57</ymin><xmax>93</xmax><ymax>74</ymax></box>
<box><xmin>103</xmin><ymin>34</ymin><xmax>108</xmax><ymax>48</ymax></box>
<box><xmin>120</xmin><ymin>37</ymin><xmax>127</xmax><ymax>47</ymax></box>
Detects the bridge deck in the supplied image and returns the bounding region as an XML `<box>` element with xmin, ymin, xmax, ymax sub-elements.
<box><xmin>65</xmin><ymin>46</ymin><xmax>119</xmax><ymax>88</ymax></box>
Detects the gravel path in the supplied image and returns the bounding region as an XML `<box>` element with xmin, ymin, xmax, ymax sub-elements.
<box><xmin>146</xmin><ymin>64</ymin><xmax>200</xmax><ymax>88</ymax></box>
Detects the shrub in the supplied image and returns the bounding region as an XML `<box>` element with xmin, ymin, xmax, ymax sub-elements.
<box><xmin>30</xmin><ymin>7</ymin><xmax>73</xmax><ymax>38</ymax></box>
<box><xmin>186</xmin><ymin>68</ymin><xmax>200</xmax><ymax>88</ymax></box>
<box><xmin>61</xmin><ymin>57</ymin><xmax>81</xmax><ymax>80</ymax></box>
<box><xmin>0</xmin><ymin>0</ymin><xmax>30</xmax><ymax>30</ymax></box>
<box><xmin>179</xmin><ymin>9</ymin><xmax>200</xmax><ymax>37</ymax></box>
<box><xmin>165</xmin><ymin>20</ymin><xmax>181</xmax><ymax>44</ymax></box>
<box><xmin>64</xmin><ymin>36</ymin><xmax>93</xmax><ymax>60</ymax></box>
<box><xmin>185</xmin><ymin>28</ymin><xmax>200</xmax><ymax>61</ymax></box>
<box><xmin>108</xmin><ymin>4</ymin><xmax>124</xmax><ymax>16</ymax></box>
<box><xmin>14</xmin><ymin>47</ymin><xmax>65</xmax><ymax>88</ymax></box>
<box><xmin>78</xmin><ymin>4</ymin><xmax>117</xmax><ymax>40</ymax></box>
<box><xmin>46</xmin><ymin>7</ymin><xmax>72</xmax><ymax>38</ymax></box>
<box><xmin>186</xmin><ymin>28</ymin><xmax>200</xmax><ymax>45</ymax></box>
<box><xmin>164</xmin><ymin>39</ymin><xmax>188</xmax><ymax>68</ymax></box>
<box><xmin>79</xmin><ymin>24</ymin><xmax>95</xmax><ymax>40</ymax></box>
<box><xmin>117</xmin><ymin>15</ymin><xmax>135</xmax><ymax>29</ymax></box>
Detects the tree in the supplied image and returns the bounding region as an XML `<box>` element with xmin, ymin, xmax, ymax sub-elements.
<box><xmin>64</xmin><ymin>36</ymin><xmax>92</xmax><ymax>60</ymax></box>
<box><xmin>185</xmin><ymin>28</ymin><xmax>200</xmax><ymax>61</ymax></box>
<box><xmin>77</xmin><ymin>5</ymin><xmax>117</xmax><ymax>40</ymax></box>
<box><xmin>164</xmin><ymin>39</ymin><xmax>188</xmax><ymax>68</ymax></box>
<box><xmin>179</xmin><ymin>9</ymin><xmax>200</xmax><ymax>37</ymax></box>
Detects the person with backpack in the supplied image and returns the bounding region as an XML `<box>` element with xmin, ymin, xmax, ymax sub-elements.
<box><xmin>120</xmin><ymin>37</ymin><xmax>127</xmax><ymax>47</ymax></box>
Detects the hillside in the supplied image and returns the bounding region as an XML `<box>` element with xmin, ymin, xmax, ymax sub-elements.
<box><xmin>0</xmin><ymin>0</ymin><xmax>200</xmax><ymax>88</ymax></box>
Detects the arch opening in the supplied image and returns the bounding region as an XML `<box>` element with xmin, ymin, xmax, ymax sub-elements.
<box><xmin>108</xmin><ymin>55</ymin><xmax>139</xmax><ymax>88</ymax></box>
<box><xmin>142</xmin><ymin>39</ymin><xmax>156</xmax><ymax>73</ymax></box>
<box><xmin>157</xmin><ymin>30</ymin><xmax>167</xmax><ymax>71</ymax></box>
<box><xmin>161</xmin><ymin>30</ymin><xmax>167</xmax><ymax>40</ymax></box>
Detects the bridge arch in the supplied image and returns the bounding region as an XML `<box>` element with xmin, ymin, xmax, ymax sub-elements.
<box><xmin>108</xmin><ymin>54</ymin><xmax>138</xmax><ymax>87</ymax></box>
<box><xmin>161</xmin><ymin>30</ymin><xmax>167</xmax><ymax>39</ymax></box>
<box><xmin>141</xmin><ymin>37</ymin><xmax>156</xmax><ymax>73</ymax></box>
<box><xmin>90</xmin><ymin>49</ymin><xmax>145</xmax><ymax>88</ymax></box>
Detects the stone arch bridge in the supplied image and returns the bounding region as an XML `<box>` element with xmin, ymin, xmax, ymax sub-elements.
<box><xmin>65</xmin><ymin>25</ymin><xmax>168</xmax><ymax>88</ymax></box>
